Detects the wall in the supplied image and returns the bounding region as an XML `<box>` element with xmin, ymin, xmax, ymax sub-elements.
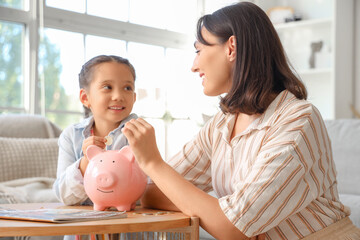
<box><xmin>355</xmin><ymin>0</ymin><xmax>360</xmax><ymax>116</ymax></box>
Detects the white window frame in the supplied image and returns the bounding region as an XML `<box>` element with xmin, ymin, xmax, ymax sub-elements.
<box><xmin>0</xmin><ymin>0</ymin><xmax>207</xmax><ymax>116</ymax></box>
<box><xmin>0</xmin><ymin>1</ymin><xmax>40</xmax><ymax>114</ymax></box>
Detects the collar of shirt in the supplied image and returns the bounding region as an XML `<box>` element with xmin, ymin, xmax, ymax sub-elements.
<box><xmin>73</xmin><ymin>116</ymin><xmax>94</xmax><ymax>139</ymax></box>
<box><xmin>73</xmin><ymin>113</ymin><xmax>137</xmax><ymax>139</ymax></box>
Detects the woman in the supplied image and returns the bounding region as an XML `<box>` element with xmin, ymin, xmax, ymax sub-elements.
<box><xmin>122</xmin><ymin>2</ymin><xmax>360</xmax><ymax>240</ymax></box>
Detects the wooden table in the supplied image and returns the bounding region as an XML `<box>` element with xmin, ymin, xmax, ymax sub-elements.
<box><xmin>0</xmin><ymin>203</ymin><xmax>199</xmax><ymax>240</ymax></box>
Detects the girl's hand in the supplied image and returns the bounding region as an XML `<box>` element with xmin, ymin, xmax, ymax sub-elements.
<box><xmin>79</xmin><ymin>136</ymin><xmax>106</xmax><ymax>175</ymax></box>
<box><xmin>122</xmin><ymin>118</ymin><xmax>163</xmax><ymax>170</ymax></box>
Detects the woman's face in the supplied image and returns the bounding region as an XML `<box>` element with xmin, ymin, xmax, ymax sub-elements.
<box><xmin>191</xmin><ymin>27</ymin><xmax>234</xmax><ymax>96</ymax></box>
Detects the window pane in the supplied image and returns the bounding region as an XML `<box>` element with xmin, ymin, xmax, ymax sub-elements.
<box><xmin>165</xmin><ymin>0</ymin><xmax>198</xmax><ymax>33</ymax></box>
<box><xmin>129</xmin><ymin>0</ymin><xmax>167</xmax><ymax>29</ymax></box>
<box><xmin>0</xmin><ymin>108</ymin><xmax>24</xmax><ymax>114</ymax></box>
<box><xmin>46</xmin><ymin>0</ymin><xmax>85</xmax><ymax>13</ymax></box>
<box><xmin>167</xmin><ymin>119</ymin><xmax>200</xmax><ymax>160</ymax></box>
<box><xmin>203</xmin><ymin>0</ymin><xmax>236</xmax><ymax>14</ymax></box>
<box><xmin>87</xmin><ymin>0</ymin><xmax>128</xmax><ymax>22</ymax></box>
<box><xmin>128</xmin><ymin>42</ymin><xmax>166</xmax><ymax>118</ymax></box>
<box><xmin>164</xmin><ymin>48</ymin><xmax>195</xmax><ymax>118</ymax></box>
<box><xmin>85</xmin><ymin>35</ymin><xmax>127</xmax><ymax>61</ymax></box>
<box><xmin>0</xmin><ymin>0</ymin><xmax>27</xmax><ymax>10</ymax></box>
<box><xmin>165</xmin><ymin>48</ymin><xmax>220</xmax><ymax>121</ymax></box>
<box><xmin>39</xmin><ymin>28</ymin><xmax>84</xmax><ymax>116</ymax></box>
<box><xmin>46</xmin><ymin>112</ymin><xmax>82</xmax><ymax>130</ymax></box>
<box><xmin>0</xmin><ymin>21</ymin><xmax>24</xmax><ymax>110</ymax></box>
<box><xmin>144</xmin><ymin>117</ymin><xmax>166</xmax><ymax>159</ymax></box>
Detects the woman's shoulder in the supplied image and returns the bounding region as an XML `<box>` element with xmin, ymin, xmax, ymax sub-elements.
<box><xmin>273</xmin><ymin>93</ymin><xmax>324</xmax><ymax>127</ymax></box>
<box><xmin>274</xmin><ymin>91</ymin><xmax>317</xmax><ymax>114</ymax></box>
<box><xmin>286</xmin><ymin>96</ymin><xmax>318</xmax><ymax>115</ymax></box>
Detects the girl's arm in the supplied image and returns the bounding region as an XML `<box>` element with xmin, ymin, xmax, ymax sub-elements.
<box><xmin>122</xmin><ymin>118</ymin><xmax>249</xmax><ymax>240</ymax></box>
<box><xmin>54</xmin><ymin>128</ymin><xmax>106</xmax><ymax>205</ymax></box>
<box><xmin>53</xmin><ymin>130</ymin><xmax>89</xmax><ymax>205</ymax></box>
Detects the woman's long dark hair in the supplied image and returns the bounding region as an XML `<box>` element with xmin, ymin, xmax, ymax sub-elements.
<box><xmin>196</xmin><ymin>2</ymin><xmax>307</xmax><ymax>115</ymax></box>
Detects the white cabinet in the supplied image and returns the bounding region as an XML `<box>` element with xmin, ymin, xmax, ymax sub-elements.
<box><xmin>255</xmin><ymin>0</ymin><xmax>354</xmax><ymax>119</ymax></box>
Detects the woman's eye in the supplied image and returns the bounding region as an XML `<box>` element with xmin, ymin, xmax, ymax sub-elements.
<box><xmin>125</xmin><ymin>86</ymin><xmax>133</xmax><ymax>91</ymax></box>
<box><xmin>195</xmin><ymin>49</ymin><xmax>200</xmax><ymax>54</ymax></box>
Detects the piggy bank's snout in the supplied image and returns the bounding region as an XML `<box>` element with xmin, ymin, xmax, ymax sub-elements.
<box><xmin>96</xmin><ymin>173</ymin><xmax>116</xmax><ymax>189</ymax></box>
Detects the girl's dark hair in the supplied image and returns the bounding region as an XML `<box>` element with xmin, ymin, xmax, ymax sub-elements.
<box><xmin>196</xmin><ymin>2</ymin><xmax>307</xmax><ymax>115</ymax></box>
<box><xmin>79</xmin><ymin>55</ymin><xmax>136</xmax><ymax>118</ymax></box>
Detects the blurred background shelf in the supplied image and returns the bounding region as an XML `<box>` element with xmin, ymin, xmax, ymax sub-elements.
<box><xmin>274</xmin><ymin>18</ymin><xmax>332</xmax><ymax>31</ymax></box>
<box><xmin>298</xmin><ymin>68</ymin><xmax>332</xmax><ymax>77</ymax></box>
<box><xmin>255</xmin><ymin>0</ymin><xmax>354</xmax><ymax>120</ymax></box>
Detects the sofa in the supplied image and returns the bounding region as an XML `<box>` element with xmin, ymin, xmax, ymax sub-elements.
<box><xmin>0</xmin><ymin>114</ymin><xmax>61</xmax><ymax>205</ymax></box>
<box><xmin>0</xmin><ymin>114</ymin><xmax>359</xmax><ymax>239</ymax></box>
<box><xmin>324</xmin><ymin>119</ymin><xmax>360</xmax><ymax>228</ymax></box>
<box><xmin>0</xmin><ymin>114</ymin><xmax>62</xmax><ymax>240</ymax></box>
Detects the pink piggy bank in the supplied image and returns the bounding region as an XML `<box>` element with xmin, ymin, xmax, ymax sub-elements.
<box><xmin>84</xmin><ymin>145</ymin><xmax>147</xmax><ymax>211</ymax></box>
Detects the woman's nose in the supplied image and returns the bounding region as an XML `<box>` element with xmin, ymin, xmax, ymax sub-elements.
<box><xmin>191</xmin><ymin>57</ymin><xmax>199</xmax><ymax>73</ymax></box>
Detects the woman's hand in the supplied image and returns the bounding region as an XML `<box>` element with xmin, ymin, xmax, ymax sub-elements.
<box><xmin>79</xmin><ymin>136</ymin><xmax>106</xmax><ymax>175</ymax></box>
<box><xmin>122</xmin><ymin>118</ymin><xmax>163</xmax><ymax>170</ymax></box>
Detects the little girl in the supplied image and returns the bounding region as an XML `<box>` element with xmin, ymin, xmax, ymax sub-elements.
<box><xmin>53</xmin><ymin>55</ymin><xmax>137</xmax><ymax>206</ymax></box>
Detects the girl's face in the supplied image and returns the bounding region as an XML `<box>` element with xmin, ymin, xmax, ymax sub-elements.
<box><xmin>81</xmin><ymin>62</ymin><xmax>136</xmax><ymax>128</ymax></box>
<box><xmin>191</xmin><ymin>27</ymin><xmax>235</xmax><ymax>96</ymax></box>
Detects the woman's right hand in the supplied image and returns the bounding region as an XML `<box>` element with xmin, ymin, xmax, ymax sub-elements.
<box><xmin>79</xmin><ymin>136</ymin><xmax>106</xmax><ymax>175</ymax></box>
<box><xmin>122</xmin><ymin>118</ymin><xmax>163</xmax><ymax>171</ymax></box>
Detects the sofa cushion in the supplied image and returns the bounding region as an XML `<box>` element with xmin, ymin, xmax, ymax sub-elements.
<box><xmin>339</xmin><ymin>193</ymin><xmax>360</xmax><ymax>228</ymax></box>
<box><xmin>0</xmin><ymin>177</ymin><xmax>58</xmax><ymax>204</ymax></box>
<box><xmin>0</xmin><ymin>114</ymin><xmax>62</xmax><ymax>138</ymax></box>
<box><xmin>325</xmin><ymin>119</ymin><xmax>360</xmax><ymax>195</ymax></box>
<box><xmin>0</xmin><ymin>137</ymin><xmax>58</xmax><ymax>182</ymax></box>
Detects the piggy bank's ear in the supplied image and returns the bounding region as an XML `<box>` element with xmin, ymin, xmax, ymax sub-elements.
<box><xmin>118</xmin><ymin>146</ymin><xmax>135</xmax><ymax>163</ymax></box>
<box><xmin>86</xmin><ymin>145</ymin><xmax>105</xmax><ymax>160</ymax></box>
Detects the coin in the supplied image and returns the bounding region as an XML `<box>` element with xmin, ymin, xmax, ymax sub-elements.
<box><xmin>142</xmin><ymin>213</ymin><xmax>154</xmax><ymax>216</ymax></box>
<box><xmin>155</xmin><ymin>212</ymin><xmax>166</xmax><ymax>215</ymax></box>
<box><xmin>104</xmin><ymin>135</ymin><xmax>113</xmax><ymax>145</ymax></box>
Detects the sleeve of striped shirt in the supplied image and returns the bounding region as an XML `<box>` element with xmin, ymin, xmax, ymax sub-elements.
<box><xmin>219</xmin><ymin>104</ymin><xmax>335</xmax><ymax>237</ymax></box>
<box><xmin>166</xmin><ymin>112</ymin><xmax>222</xmax><ymax>192</ymax></box>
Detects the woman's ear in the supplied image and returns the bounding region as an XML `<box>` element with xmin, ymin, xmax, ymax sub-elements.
<box><xmin>227</xmin><ymin>35</ymin><xmax>236</xmax><ymax>62</ymax></box>
<box><xmin>80</xmin><ymin>88</ymin><xmax>90</xmax><ymax>108</ymax></box>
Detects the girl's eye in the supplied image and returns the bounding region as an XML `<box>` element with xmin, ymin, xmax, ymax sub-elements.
<box><xmin>125</xmin><ymin>86</ymin><xmax>133</xmax><ymax>91</ymax></box>
<box><xmin>195</xmin><ymin>49</ymin><xmax>200</xmax><ymax>54</ymax></box>
<box><xmin>103</xmin><ymin>85</ymin><xmax>112</xmax><ymax>90</ymax></box>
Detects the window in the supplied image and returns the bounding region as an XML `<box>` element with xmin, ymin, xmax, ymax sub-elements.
<box><xmin>128</xmin><ymin>42</ymin><xmax>166</xmax><ymax>118</ymax></box>
<box><xmin>85</xmin><ymin>35</ymin><xmax>127</xmax><ymax>61</ymax></box>
<box><xmin>39</xmin><ymin>28</ymin><xmax>85</xmax><ymax>126</ymax></box>
<box><xmin>0</xmin><ymin>21</ymin><xmax>25</xmax><ymax>113</ymax></box>
<box><xmin>87</xmin><ymin>0</ymin><xmax>129</xmax><ymax>22</ymax></box>
<box><xmin>45</xmin><ymin>0</ymin><xmax>85</xmax><ymax>13</ymax></box>
<box><xmin>0</xmin><ymin>0</ymin><xmax>221</xmax><ymax>160</ymax></box>
<box><xmin>0</xmin><ymin>0</ymin><xmax>27</xmax><ymax>10</ymax></box>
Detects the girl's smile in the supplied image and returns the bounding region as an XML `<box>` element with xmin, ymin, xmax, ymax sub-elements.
<box><xmin>81</xmin><ymin>61</ymin><xmax>136</xmax><ymax>135</ymax></box>
<box><xmin>108</xmin><ymin>105</ymin><xmax>125</xmax><ymax>111</ymax></box>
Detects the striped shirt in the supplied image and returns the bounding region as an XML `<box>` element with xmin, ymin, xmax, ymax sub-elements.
<box><xmin>167</xmin><ymin>90</ymin><xmax>350</xmax><ymax>239</ymax></box>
